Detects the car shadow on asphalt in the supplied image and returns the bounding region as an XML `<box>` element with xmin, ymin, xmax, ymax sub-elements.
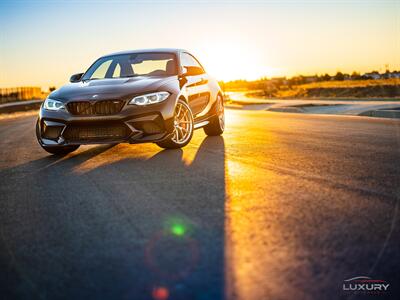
<box><xmin>0</xmin><ymin>143</ymin><xmax>117</xmax><ymax>177</ymax></box>
<box><xmin>0</xmin><ymin>136</ymin><xmax>226</xmax><ymax>300</ymax></box>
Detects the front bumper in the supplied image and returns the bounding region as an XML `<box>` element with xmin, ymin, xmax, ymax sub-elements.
<box><xmin>37</xmin><ymin>95</ymin><xmax>176</xmax><ymax>146</ymax></box>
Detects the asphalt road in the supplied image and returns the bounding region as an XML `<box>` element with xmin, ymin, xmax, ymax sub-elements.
<box><xmin>1</xmin><ymin>110</ymin><xmax>400</xmax><ymax>300</ymax></box>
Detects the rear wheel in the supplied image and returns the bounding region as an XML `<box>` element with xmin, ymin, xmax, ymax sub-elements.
<box><xmin>36</xmin><ymin>119</ymin><xmax>79</xmax><ymax>155</ymax></box>
<box><xmin>156</xmin><ymin>99</ymin><xmax>194</xmax><ymax>149</ymax></box>
<box><xmin>204</xmin><ymin>94</ymin><xmax>224</xmax><ymax>136</ymax></box>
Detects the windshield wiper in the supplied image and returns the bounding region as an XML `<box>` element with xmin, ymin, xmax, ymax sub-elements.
<box><xmin>83</xmin><ymin>75</ymin><xmax>139</xmax><ymax>81</ymax></box>
<box><xmin>119</xmin><ymin>75</ymin><xmax>140</xmax><ymax>78</ymax></box>
<box><xmin>82</xmin><ymin>78</ymin><xmax>100</xmax><ymax>82</ymax></box>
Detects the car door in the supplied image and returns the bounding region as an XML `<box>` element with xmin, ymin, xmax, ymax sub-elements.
<box><xmin>180</xmin><ymin>52</ymin><xmax>210</xmax><ymax>116</ymax></box>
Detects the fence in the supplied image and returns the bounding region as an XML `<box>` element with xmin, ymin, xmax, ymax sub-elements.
<box><xmin>0</xmin><ymin>87</ymin><xmax>43</xmax><ymax>104</ymax></box>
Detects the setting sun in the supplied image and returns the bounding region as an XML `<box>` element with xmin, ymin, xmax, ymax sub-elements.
<box><xmin>196</xmin><ymin>41</ymin><xmax>277</xmax><ymax>81</ymax></box>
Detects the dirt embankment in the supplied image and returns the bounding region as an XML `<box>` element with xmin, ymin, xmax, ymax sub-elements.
<box><xmin>300</xmin><ymin>85</ymin><xmax>400</xmax><ymax>98</ymax></box>
<box><xmin>244</xmin><ymin>79</ymin><xmax>400</xmax><ymax>99</ymax></box>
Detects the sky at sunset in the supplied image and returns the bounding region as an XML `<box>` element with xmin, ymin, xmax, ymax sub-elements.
<box><xmin>0</xmin><ymin>0</ymin><xmax>399</xmax><ymax>89</ymax></box>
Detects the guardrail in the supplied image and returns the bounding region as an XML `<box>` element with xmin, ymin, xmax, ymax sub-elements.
<box><xmin>0</xmin><ymin>100</ymin><xmax>43</xmax><ymax>114</ymax></box>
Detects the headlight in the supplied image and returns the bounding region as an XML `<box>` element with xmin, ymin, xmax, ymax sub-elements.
<box><xmin>129</xmin><ymin>92</ymin><xmax>170</xmax><ymax>106</ymax></box>
<box><xmin>43</xmin><ymin>98</ymin><xmax>65</xmax><ymax>111</ymax></box>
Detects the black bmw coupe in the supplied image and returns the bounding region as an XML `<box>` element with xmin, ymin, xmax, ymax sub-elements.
<box><xmin>36</xmin><ymin>48</ymin><xmax>225</xmax><ymax>154</ymax></box>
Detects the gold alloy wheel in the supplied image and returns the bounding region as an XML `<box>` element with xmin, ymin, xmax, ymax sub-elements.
<box><xmin>171</xmin><ymin>101</ymin><xmax>193</xmax><ymax>144</ymax></box>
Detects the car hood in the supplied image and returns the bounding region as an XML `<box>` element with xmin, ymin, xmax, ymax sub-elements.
<box><xmin>49</xmin><ymin>76</ymin><xmax>176</xmax><ymax>102</ymax></box>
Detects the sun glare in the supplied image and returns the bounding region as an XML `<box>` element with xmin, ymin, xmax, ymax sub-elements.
<box><xmin>196</xmin><ymin>42</ymin><xmax>276</xmax><ymax>81</ymax></box>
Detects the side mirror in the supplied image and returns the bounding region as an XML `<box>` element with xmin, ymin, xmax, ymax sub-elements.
<box><xmin>182</xmin><ymin>66</ymin><xmax>204</xmax><ymax>76</ymax></box>
<box><xmin>70</xmin><ymin>73</ymin><xmax>84</xmax><ymax>83</ymax></box>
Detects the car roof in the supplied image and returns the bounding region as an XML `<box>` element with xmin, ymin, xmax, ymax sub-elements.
<box><xmin>101</xmin><ymin>48</ymin><xmax>188</xmax><ymax>58</ymax></box>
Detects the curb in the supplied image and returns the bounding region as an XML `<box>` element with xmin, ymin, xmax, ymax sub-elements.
<box><xmin>360</xmin><ymin>109</ymin><xmax>400</xmax><ymax>119</ymax></box>
<box><xmin>0</xmin><ymin>100</ymin><xmax>43</xmax><ymax>114</ymax></box>
<box><xmin>268</xmin><ymin>107</ymin><xmax>305</xmax><ymax>113</ymax></box>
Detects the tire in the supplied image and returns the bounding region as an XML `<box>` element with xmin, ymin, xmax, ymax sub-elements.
<box><xmin>36</xmin><ymin>119</ymin><xmax>80</xmax><ymax>155</ymax></box>
<box><xmin>204</xmin><ymin>94</ymin><xmax>224</xmax><ymax>136</ymax></box>
<box><xmin>156</xmin><ymin>99</ymin><xmax>194</xmax><ymax>149</ymax></box>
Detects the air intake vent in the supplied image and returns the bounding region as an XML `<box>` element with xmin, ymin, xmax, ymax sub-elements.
<box><xmin>63</xmin><ymin>124</ymin><xmax>128</xmax><ymax>142</ymax></box>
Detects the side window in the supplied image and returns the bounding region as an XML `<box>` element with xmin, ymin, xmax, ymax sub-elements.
<box><xmin>90</xmin><ymin>59</ymin><xmax>112</xmax><ymax>79</ymax></box>
<box><xmin>112</xmin><ymin>63</ymin><xmax>121</xmax><ymax>78</ymax></box>
<box><xmin>181</xmin><ymin>53</ymin><xmax>204</xmax><ymax>71</ymax></box>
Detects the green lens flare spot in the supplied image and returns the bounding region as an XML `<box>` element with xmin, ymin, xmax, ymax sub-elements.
<box><xmin>171</xmin><ymin>224</ymin><xmax>186</xmax><ymax>236</ymax></box>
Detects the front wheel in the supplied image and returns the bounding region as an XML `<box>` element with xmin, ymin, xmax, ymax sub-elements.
<box><xmin>204</xmin><ymin>94</ymin><xmax>224</xmax><ymax>136</ymax></box>
<box><xmin>156</xmin><ymin>99</ymin><xmax>194</xmax><ymax>149</ymax></box>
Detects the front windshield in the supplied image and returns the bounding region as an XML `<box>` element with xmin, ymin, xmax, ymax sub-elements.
<box><xmin>82</xmin><ymin>52</ymin><xmax>177</xmax><ymax>80</ymax></box>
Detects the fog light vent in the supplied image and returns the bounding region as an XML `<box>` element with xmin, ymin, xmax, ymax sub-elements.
<box><xmin>43</xmin><ymin>125</ymin><xmax>63</xmax><ymax>139</ymax></box>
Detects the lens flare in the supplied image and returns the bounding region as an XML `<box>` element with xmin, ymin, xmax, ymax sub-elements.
<box><xmin>166</xmin><ymin>217</ymin><xmax>191</xmax><ymax>237</ymax></box>
<box><xmin>171</xmin><ymin>223</ymin><xmax>186</xmax><ymax>236</ymax></box>
<box><xmin>152</xmin><ymin>286</ymin><xmax>169</xmax><ymax>300</ymax></box>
